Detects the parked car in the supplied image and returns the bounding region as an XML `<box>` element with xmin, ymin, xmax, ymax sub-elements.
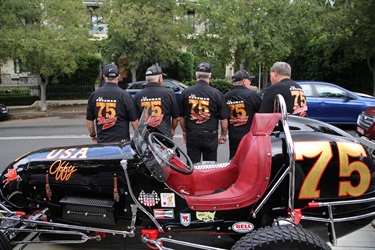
<box><xmin>357</xmin><ymin>106</ymin><xmax>375</xmax><ymax>140</ymax></box>
<box><xmin>126</xmin><ymin>79</ymin><xmax>188</xmax><ymax>100</ymax></box>
<box><xmin>0</xmin><ymin>104</ymin><xmax>9</xmax><ymax>120</ymax></box>
<box><xmin>356</xmin><ymin>106</ymin><xmax>375</xmax><ymax>159</ymax></box>
<box><xmin>297</xmin><ymin>81</ymin><xmax>375</xmax><ymax>124</ymax></box>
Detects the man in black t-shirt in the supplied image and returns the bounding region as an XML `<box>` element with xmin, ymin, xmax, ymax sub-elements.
<box><xmin>259</xmin><ymin>62</ymin><xmax>307</xmax><ymax>116</ymax></box>
<box><xmin>179</xmin><ymin>62</ymin><xmax>230</xmax><ymax>164</ymax></box>
<box><xmin>86</xmin><ymin>64</ymin><xmax>139</xmax><ymax>143</ymax></box>
<box><xmin>224</xmin><ymin>70</ymin><xmax>262</xmax><ymax>159</ymax></box>
<box><xmin>133</xmin><ymin>65</ymin><xmax>180</xmax><ymax>138</ymax></box>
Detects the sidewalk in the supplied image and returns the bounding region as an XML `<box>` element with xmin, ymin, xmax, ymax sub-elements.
<box><xmin>7</xmin><ymin>100</ymin><xmax>87</xmax><ymax>120</ymax></box>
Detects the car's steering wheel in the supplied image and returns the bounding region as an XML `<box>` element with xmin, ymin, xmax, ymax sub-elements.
<box><xmin>148</xmin><ymin>132</ymin><xmax>194</xmax><ymax>175</ymax></box>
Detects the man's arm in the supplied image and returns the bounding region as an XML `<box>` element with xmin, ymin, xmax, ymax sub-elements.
<box><xmin>131</xmin><ymin>119</ymin><xmax>139</xmax><ymax>131</ymax></box>
<box><xmin>171</xmin><ymin>117</ymin><xmax>179</xmax><ymax>138</ymax></box>
<box><xmin>86</xmin><ymin>119</ymin><xmax>97</xmax><ymax>143</ymax></box>
<box><xmin>179</xmin><ymin>117</ymin><xmax>186</xmax><ymax>144</ymax></box>
<box><xmin>218</xmin><ymin>119</ymin><xmax>228</xmax><ymax>144</ymax></box>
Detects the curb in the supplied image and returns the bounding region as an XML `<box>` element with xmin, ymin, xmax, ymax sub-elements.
<box><xmin>8</xmin><ymin>111</ymin><xmax>86</xmax><ymax>120</ymax></box>
<box><xmin>6</xmin><ymin>100</ymin><xmax>87</xmax><ymax>120</ymax></box>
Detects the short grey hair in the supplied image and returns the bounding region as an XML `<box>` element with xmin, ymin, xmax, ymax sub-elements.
<box><xmin>146</xmin><ymin>75</ymin><xmax>160</xmax><ymax>82</ymax></box>
<box><xmin>270</xmin><ymin>62</ymin><xmax>291</xmax><ymax>77</ymax></box>
<box><xmin>195</xmin><ymin>72</ymin><xmax>211</xmax><ymax>79</ymax></box>
<box><xmin>233</xmin><ymin>80</ymin><xmax>243</xmax><ymax>86</ymax></box>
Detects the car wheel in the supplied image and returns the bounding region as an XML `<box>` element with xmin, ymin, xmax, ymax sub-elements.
<box><xmin>0</xmin><ymin>233</ymin><xmax>11</xmax><ymax>250</ymax></box>
<box><xmin>231</xmin><ymin>225</ymin><xmax>331</xmax><ymax>250</ymax></box>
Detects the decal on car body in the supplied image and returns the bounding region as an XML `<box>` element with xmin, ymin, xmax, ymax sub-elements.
<box><xmin>49</xmin><ymin>160</ymin><xmax>77</xmax><ymax>181</ymax></box>
<box><xmin>295</xmin><ymin>141</ymin><xmax>370</xmax><ymax>199</ymax></box>
<box><xmin>3</xmin><ymin>166</ymin><xmax>22</xmax><ymax>188</ymax></box>
<box><xmin>161</xmin><ymin>193</ymin><xmax>175</xmax><ymax>207</ymax></box>
<box><xmin>138</xmin><ymin>190</ymin><xmax>160</xmax><ymax>207</ymax></box>
<box><xmin>180</xmin><ymin>213</ymin><xmax>191</xmax><ymax>227</ymax></box>
<box><xmin>196</xmin><ymin>211</ymin><xmax>215</xmax><ymax>222</ymax></box>
<box><xmin>231</xmin><ymin>222</ymin><xmax>254</xmax><ymax>233</ymax></box>
<box><xmin>46</xmin><ymin>147</ymin><xmax>89</xmax><ymax>160</ymax></box>
<box><xmin>153</xmin><ymin>209</ymin><xmax>174</xmax><ymax>219</ymax></box>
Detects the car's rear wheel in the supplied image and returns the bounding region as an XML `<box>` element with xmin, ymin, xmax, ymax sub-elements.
<box><xmin>231</xmin><ymin>225</ymin><xmax>331</xmax><ymax>250</ymax></box>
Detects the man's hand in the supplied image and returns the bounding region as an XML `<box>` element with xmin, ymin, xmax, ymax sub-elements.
<box><xmin>219</xmin><ymin>135</ymin><xmax>227</xmax><ymax>144</ymax></box>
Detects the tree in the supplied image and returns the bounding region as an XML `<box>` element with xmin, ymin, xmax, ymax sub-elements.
<box><xmin>0</xmin><ymin>0</ymin><xmax>96</xmax><ymax>111</ymax></box>
<box><xmin>191</xmin><ymin>0</ymin><xmax>328</xmax><ymax>88</ymax></box>
<box><xmin>100</xmin><ymin>0</ymin><xmax>191</xmax><ymax>82</ymax></box>
<box><xmin>288</xmin><ymin>0</ymin><xmax>375</xmax><ymax>94</ymax></box>
<box><xmin>334</xmin><ymin>0</ymin><xmax>375</xmax><ymax>95</ymax></box>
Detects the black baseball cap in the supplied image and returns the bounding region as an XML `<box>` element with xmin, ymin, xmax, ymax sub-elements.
<box><xmin>232</xmin><ymin>70</ymin><xmax>255</xmax><ymax>82</ymax></box>
<box><xmin>103</xmin><ymin>64</ymin><xmax>119</xmax><ymax>78</ymax></box>
<box><xmin>196</xmin><ymin>62</ymin><xmax>211</xmax><ymax>73</ymax></box>
<box><xmin>145</xmin><ymin>65</ymin><xmax>163</xmax><ymax>76</ymax></box>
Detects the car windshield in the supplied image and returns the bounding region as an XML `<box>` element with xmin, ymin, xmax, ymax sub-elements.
<box><xmin>128</xmin><ymin>82</ymin><xmax>146</xmax><ymax>89</ymax></box>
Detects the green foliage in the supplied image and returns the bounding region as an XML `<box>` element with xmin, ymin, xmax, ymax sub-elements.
<box><xmin>176</xmin><ymin>52</ymin><xmax>194</xmax><ymax>82</ymax></box>
<box><xmin>190</xmin><ymin>0</ymin><xmax>333</xmax><ymax>89</ymax></box>
<box><xmin>183</xmin><ymin>78</ymin><xmax>231</xmax><ymax>94</ymax></box>
<box><xmin>0</xmin><ymin>0</ymin><xmax>98</xmax><ymax>109</ymax></box>
<box><xmin>189</xmin><ymin>46</ymin><xmax>226</xmax><ymax>79</ymax></box>
<box><xmin>51</xmin><ymin>54</ymin><xmax>102</xmax><ymax>86</ymax></box>
<box><xmin>0</xmin><ymin>87</ymin><xmax>30</xmax><ymax>96</ymax></box>
<box><xmin>184</xmin><ymin>79</ymin><xmax>196</xmax><ymax>87</ymax></box>
<box><xmin>101</xmin><ymin>0</ymin><xmax>192</xmax><ymax>81</ymax></box>
<box><xmin>0</xmin><ymin>0</ymin><xmax>96</xmax><ymax>77</ymax></box>
<box><xmin>0</xmin><ymin>87</ymin><xmax>39</xmax><ymax>106</ymax></box>
<box><xmin>210</xmin><ymin>79</ymin><xmax>232</xmax><ymax>94</ymax></box>
<box><xmin>0</xmin><ymin>96</ymin><xmax>39</xmax><ymax>106</ymax></box>
<box><xmin>287</xmin><ymin>0</ymin><xmax>375</xmax><ymax>94</ymax></box>
<box><xmin>1</xmin><ymin>0</ymin><xmax>374</xmax><ymax>98</ymax></box>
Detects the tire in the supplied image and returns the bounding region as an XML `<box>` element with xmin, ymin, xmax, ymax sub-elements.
<box><xmin>231</xmin><ymin>225</ymin><xmax>331</xmax><ymax>250</ymax></box>
<box><xmin>0</xmin><ymin>233</ymin><xmax>11</xmax><ymax>250</ymax></box>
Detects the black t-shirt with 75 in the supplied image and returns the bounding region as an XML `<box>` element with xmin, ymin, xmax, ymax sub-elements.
<box><xmin>259</xmin><ymin>78</ymin><xmax>307</xmax><ymax>116</ymax></box>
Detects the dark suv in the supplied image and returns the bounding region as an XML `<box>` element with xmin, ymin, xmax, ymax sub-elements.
<box><xmin>125</xmin><ymin>79</ymin><xmax>188</xmax><ymax>100</ymax></box>
<box><xmin>356</xmin><ymin>106</ymin><xmax>375</xmax><ymax>158</ymax></box>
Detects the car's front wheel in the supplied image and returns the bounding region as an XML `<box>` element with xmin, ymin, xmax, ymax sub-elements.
<box><xmin>231</xmin><ymin>225</ymin><xmax>331</xmax><ymax>250</ymax></box>
<box><xmin>0</xmin><ymin>233</ymin><xmax>11</xmax><ymax>250</ymax></box>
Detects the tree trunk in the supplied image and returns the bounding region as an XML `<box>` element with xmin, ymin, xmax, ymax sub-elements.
<box><xmin>39</xmin><ymin>75</ymin><xmax>49</xmax><ymax>112</ymax></box>
<box><xmin>131</xmin><ymin>67</ymin><xmax>137</xmax><ymax>82</ymax></box>
<box><xmin>131</xmin><ymin>57</ymin><xmax>143</xmax><ymax>82</ymax></box>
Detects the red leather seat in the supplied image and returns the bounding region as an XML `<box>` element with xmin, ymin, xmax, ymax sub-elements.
<box><xmin>166</xmin><ymin>113</ymin><xmax>281</xmax><ymax>211</ymax></box>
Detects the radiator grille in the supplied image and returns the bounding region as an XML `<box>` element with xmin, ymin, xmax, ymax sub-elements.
<box><xmin>60</xmin><ymin>196</ymin><xmax>116</xmax><ymax>225</ymax></box>
<box><xmin>357</xmin><ymin>111</ymin><xmax>374</xmax><ymax>131</ymax></box>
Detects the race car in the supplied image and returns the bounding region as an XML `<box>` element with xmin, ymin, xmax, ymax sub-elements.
<box><xmin>0</xmin><ymin>95</ymin><xmax>374</xmax><ymax>249</ymax></box>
